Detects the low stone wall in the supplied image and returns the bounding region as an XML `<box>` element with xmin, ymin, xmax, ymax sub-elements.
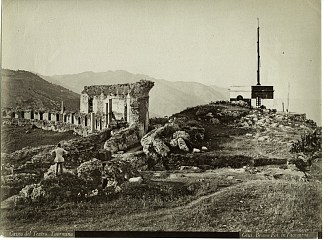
<box><xmin>2</xmin><ymin>117</ymin><xmax>93</xmax><ymax>136</ymax></box>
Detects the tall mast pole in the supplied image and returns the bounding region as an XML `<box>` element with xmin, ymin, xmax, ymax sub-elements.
<box><xmin>257</xmin><ymin>18</ymin><xmax>261</xmax><ymax>85</ymax></box>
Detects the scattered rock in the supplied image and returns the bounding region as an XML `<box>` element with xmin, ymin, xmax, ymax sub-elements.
<box><xmin>129</xmin><ymin>176</ymin><xmax>143</xmax><ymax>183</ymax></box>
<box><xmin>206</xmin><ymin>112</ymin><xmax>214</xmax><ymax>118</ymax></box>
<box><xmin>246</xmin><ymin>133</ymin><xmax>253</xmax><ymax>137</ymax></box>
<box><xmin>210</xmin><ymin>118</ymin><xmax>220</xmax><ymax>124</ymax></box>
<box><xmin>179</xmin><ymin>166</ymin><xmax>199</xmax><ymax>171</ymax></box>
<box><xmin>201</xmin><ymin>146</ymin><xmax>208</xmax><ymax>152</ymax></box>
<box><xmin>193</xmin><ymin>148</ymin><xmax>201</xmax><ymax>153</ymax></box>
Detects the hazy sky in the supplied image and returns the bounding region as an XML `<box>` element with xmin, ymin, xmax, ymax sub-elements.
<box><xmin>2</xmin><ymin>0</ymin><xmax>321</xmax><ymax>102</ymax></box>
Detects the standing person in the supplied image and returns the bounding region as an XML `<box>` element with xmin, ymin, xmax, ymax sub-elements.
<box><xmin>52</xmin><ymin>143</ymin><xmax>68</xmax><ymax>176</ymax></box>
<box><xmin>97</xmin><ymin>149</ymin><xmax>112</xmax><ymax>189</ymax></box>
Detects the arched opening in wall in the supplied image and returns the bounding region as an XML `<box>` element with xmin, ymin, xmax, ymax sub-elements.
<box><xmin>56</xmin><ymin>114</ymin><xmax>60</xmax><ymax>121</ymax></box>
<box><xmin>30</xmin><ymin>110</ymin><xmax>34</xmax><ymax>119</ymax></box>
<box><xmin>20</xmin><ymin>111</ymin><xmax>25</xmax><ymax>119</ymax></box>
<box><xmin>64</xmin><ymin>114</ymin><xmax>67</xmax><ymax>123</ymax></box>
<box><xmin>11</xmin><ymin>112</ymin><xmax>15</xmax><ymax>118</ymax></box>
<box><xmin>71</xmin><ymin>114</ymin><xmax>74</xmax><ymax>124</ymax></box>
<box><xmin>2</xmin><ymin>111</ymin><xmax>7</xmax><ymax>117</ymax></box>
<box><xmin>88</xmin><ymin>98</ymin><xmax>93</xmax><ymax>113</ymax></box>
<box><xmin>48</xmin><ymin>113</ymin><xmax>51</xmax><ymax>121</ymax></box>
<box><xmin>85</xmin><ymin>117</ymin><xmax>88</xmax><ymax>126</ymax></box>
<box><xmin>95</xmin><ymin>119</ymin><xmax>98</xmax><ymax>129</ymax></box>
<box><xmin>39</xmin><ymin>112</ymin><xmax>43</xmax><ymax>120</ymax></box>
<box><xmin>78</xmin><ymin>117</ymin><xmax>81</xmax><ymax>125</ymax></box>
<box><xmin>236</xmin><ymin>95</ymin><xmax>244</xmax><ymax>101</ymax></box>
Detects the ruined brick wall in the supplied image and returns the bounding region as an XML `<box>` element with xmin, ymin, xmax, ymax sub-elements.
<box><xmin>1</xmin><ymin>80</ymin><xmax>154</xmax><ymax>138</ymax></box>
<box><xmin>80</xmin><ymin>80</ymin><xmax>154</xmax><ymax>136</ymax></box>
<box><xmin>1</xmin><ymin>108</ymin><xmax>95</xmax><ymax>136</ymax></box>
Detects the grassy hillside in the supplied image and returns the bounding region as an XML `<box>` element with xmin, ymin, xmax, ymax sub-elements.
<box><xmin>43</xmin><ymin>70</ymin><xmax>228</xmax><ymax>117</ymax></box>
<box><xmin>1</xmin><ymin>69</ymin><xmax>80</xmax><ymax>111</ymax></box>
<box><xmin>0</xmin><ymin>102</ymin><xmax>321</xmax><ymax>234</ymax></box>
<box><xmin>1</xmin><ymin>125</ymin><xmax>78</xmax><ymax>154</ymax></box>
<box><xmin>1</xmin><ymin>173</ymin><xmax>321</xmax><ymax>233</ymax></box>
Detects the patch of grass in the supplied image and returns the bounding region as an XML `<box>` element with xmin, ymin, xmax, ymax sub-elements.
<box><xmin>99</xmin><ymin>180</ymin><xmax>321</xmax><ymax>232</ymax></box>
<box><xmin>1</xmin><ymin>125</ymin><xmax>79</xmax><ymax>153</ymax></box>
<box><xmin>1</xmin><ymin>171</ymin><xmax>321</xmax><ymax>233</ymax></box>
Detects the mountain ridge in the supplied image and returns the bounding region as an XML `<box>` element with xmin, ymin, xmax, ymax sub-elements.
<box><xmin>1</xmin><ymin>69</ymin><xmax>80</xmax><ymax>111</ymax></box>
<box><xmin>43</xmin><ymin>70</ymin><xmax>228</xmax><ymax>117</ymax></box>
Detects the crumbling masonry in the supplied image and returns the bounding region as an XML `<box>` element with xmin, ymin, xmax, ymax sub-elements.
<box><xmin>2</xmin><ymin>80</ymin><xmax>154</xmax><ymax>137</ymax></box>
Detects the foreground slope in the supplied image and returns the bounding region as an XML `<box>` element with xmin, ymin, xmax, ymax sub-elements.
<box><xmin>0</xmin><ymin>101</ymin><xmax>321</xmax><ymax>233</ymax></box>
<box><xmin>1</xmin><ymin>69</ymin><xmax>80</xmax><ymax>111</ymax></box>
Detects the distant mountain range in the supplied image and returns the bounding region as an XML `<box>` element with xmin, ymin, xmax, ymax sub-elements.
<box><xmin>42</xmin><ymin>70</ymin><xmax>229</xmax><ymax>117</ymax></box>
<box><xmin>1</xmin><ymin>69</ymin><xmax>80</xmax><ymax>111</ymax></box>
<box><xmin>1</xmin><ymin>69</ymin><xmax>228</xmax><ymax>116</ymax></box>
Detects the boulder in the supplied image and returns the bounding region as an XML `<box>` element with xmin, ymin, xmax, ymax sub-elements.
<box><xmin>201</xmin><ymin>146</ymin><xmax>208</xmax><ymax>152</ymax></box>
<box><xmin>193</xmin><ymin>148</ymin><xmax>201</xmax><ymax>153</ymax></box>
<box><xmin>104</xmin><ymin>126</ymin><xmax>140</xmax><ymax>153</ymax></box>
<box><xmin>170</xmin><ymin>139</ymin><xmax>178</xmax><ymax>147</ymax></box>
<box><xmin>153</xmin><ymin>139</ymin><xmax>170</xmax><ymax>157</ymax></box>
<box><xmin>77</xmin><ymin>159</ymin><xmax>102</xmax><ymax>183</ymax></box>
<box><xmin>129</xmin><ymin>176</ymin><xmax>143</xmax><ymax>183</ymax></box>
<box><xmin>178</xmin><ymin>138</ymin><xmax>189</xmax><ymax>152</ymax></box>
<box><xmin>173</xmin><ymin>131</ymin><xmax>190</xmax><ymax>141</ymax></box>
<box><xmin>116</xmin><ymin>151</ymin><xmax>147</xmax><ymax>170</ymax></box>
<box><xmin>19</xmin><ymin>183</ymin><xmax>45</xmax><ymax>201</ymax></box>
<box><xmin>103</xmin><ymin>159</ymin><xmax>138</xmax><ymax>185</ymax></box>
<box><xmin>141</xmin><ymin>124</ymin><xmax>179</xmax><ymax>157</ymax></box>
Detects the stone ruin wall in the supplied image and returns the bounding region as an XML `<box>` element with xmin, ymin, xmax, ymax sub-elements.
<box><xmin>80</xmin><ymin>80</ymin><xmax>154</xmax><ymax>137</ymax></box>
<box><xmin>2</xmin><ymin>80</ymin><xmax>154</xmax><ymax>137</ymax></box>
<box><xmin>1</xmin><ymin>109</ymin><xmax>94</xmax><ymax>136</ymax></box>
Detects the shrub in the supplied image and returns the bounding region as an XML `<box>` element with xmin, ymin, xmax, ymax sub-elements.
<box><xmin>290</xmin><ymin>128</ymin><xmax>322</xmax><ymax>154</ymax></box>
<box><xmin>38</xmin><ymin>172</ymin><xmax>96</xmax><ymax>204</ymax></box>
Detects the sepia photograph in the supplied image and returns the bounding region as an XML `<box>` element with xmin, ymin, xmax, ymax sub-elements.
<box><xmin>0</xmin><ymin>0</ymin><xmax>321</xmax><ymax>237</ymax></box>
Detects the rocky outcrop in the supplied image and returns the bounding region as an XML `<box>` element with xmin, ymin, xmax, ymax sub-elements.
<box><xmin>177</xmin><ymin>138</ymin><xmax>189</xmax><ymax>152</ymax></box>
<box><xmin>141</xmin><ymin>124</ymin><xmax>179</xmax><ymax>157</ymax></box>
<box><xmin>113</xmin><ymin>151</ymin><xmax>148</xmax><ymax>170</ymax></box>
<box><xmin>104</xmin><ymin>126</ymin><xmax>140</xmax><ymax>153</ymax></box>
<box><xmin>77</xmin><ymin>159</ymin><xmax>102</xmax><ymax>183</ymax></box>
<box><xmin>1</xmin><ymin>129</ymin><xmax>112</xmax><ymax>202</ymax></box>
